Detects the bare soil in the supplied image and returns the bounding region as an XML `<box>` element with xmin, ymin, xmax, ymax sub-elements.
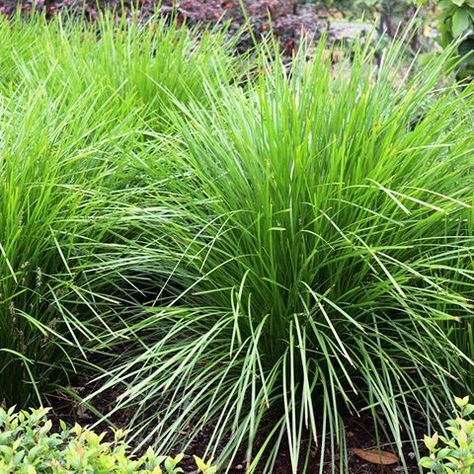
<box><xmin>46</xmin><ymin>376</ymin><xmax>424</xmax><ymax>474</ymax></box>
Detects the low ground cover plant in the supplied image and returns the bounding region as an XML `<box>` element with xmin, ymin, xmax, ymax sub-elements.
<box><xmin>420</xmin><ymin>396</ymin><xmax>474</xmax><ymax>473</ymax></box>
<box><xmin>0</xmin><ymin>406</ymin><xmax>216</xmax><ymax>473</ymax></box>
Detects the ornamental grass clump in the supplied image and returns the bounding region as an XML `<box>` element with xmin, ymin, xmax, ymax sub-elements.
<box><xmin>91</xmin><ymin>41</ymin><xmax>474</xmax><ymax>473</ymax></box>
<box><xmin>0</xmin><ymin>12</ymin><xmax>237</xmax><ymax>408</ymax></box>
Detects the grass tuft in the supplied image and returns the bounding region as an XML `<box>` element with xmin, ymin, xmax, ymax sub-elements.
<box><xmin>89</xmin><ymin>41</ymin><xmax>474</xmax><ymax>472</ymax></box>
<box><xmin>0</xmin><ymin>11</ymin><xmax>236</xmax><ymax>406</ymax></box>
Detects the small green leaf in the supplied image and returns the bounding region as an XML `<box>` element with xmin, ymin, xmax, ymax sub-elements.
<box><xmin>455</xmin><ymin>396</ymin><xmax>469</xmax><ymax>408</ymax></box>
<box><xmin>420</xmin><ymin>457</ymin><xmax>438</xmax><ymax>470</ymax></box>
<box><xmin>463</xmin><ymin>404</ymin><xmax>474</xmax><ymax>417</ymax></box>
<box><xmin>424</xmin><ymin>433</ymin><xmax>439</xmax><ymax>451</ymax></box>
<box><xmin>194</xmin><ymin>456</ymin><xmax>209</xmax><ymax>472</ymax></box>
<box><xmin>439</xmin><ymin>0</ymin><xmax>455</xmax><ymax>9</ymax></box>
<box><xmin>457</xmin><ymin>429</ymin><xmax>468</xmax><ymax>446</ymax></box>
<box><xmin>437</xmin><ymin>447</ymin><xmax>452</xmax><ymax>459</ymax></box>
<box><xmin>452</xmin><ymin>9</ymin><xmax>472</xmax><ymax>36</ymax></box>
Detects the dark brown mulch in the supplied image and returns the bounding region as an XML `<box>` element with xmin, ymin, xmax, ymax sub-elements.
<box><xmin>181</xmin><ymin>411</ymin><xmax>423</xmax><ymax>474</ymax></box>
<box><xmin>46</xmin><ymin>376</ymin><xmax>424</xmax><ymax>474</ymax></box>
<box><xmin>0</xmin><ymin>0</ymin><xmax>328</xmax><ymax>53</ymax></box>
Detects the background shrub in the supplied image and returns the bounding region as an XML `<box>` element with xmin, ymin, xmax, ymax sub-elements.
<box><xmin>438</xmin><ymin>0</ymin><xmax>474</xmax><ymax>79</ymax></box>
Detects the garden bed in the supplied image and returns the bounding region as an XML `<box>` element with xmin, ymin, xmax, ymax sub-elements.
<box><xmin>0</xmin><ymin>6</ymin><xmax>472</xmax><ymax>474</ymax></box>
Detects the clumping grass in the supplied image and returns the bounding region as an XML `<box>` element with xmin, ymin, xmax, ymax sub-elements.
<box><xmin>0</xmin><ymin>12</ymin><xmax>237</xmax><ymax>130</ymax></box>
<box><xmin>0</xmin><ymin>12</ymin><xmax>236</xmax><ymax>406</ymax></box>
<box><xmin>88</xmin><ymin>41</ymin><xmax>474</xmax><ymax>472</ymax></box>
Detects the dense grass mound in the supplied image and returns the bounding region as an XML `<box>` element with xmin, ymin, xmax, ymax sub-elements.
<box><xmin>0</xmin><ymin>13</ymin><xmax>235</xmax><ymax>406</ymax></box>
<box><xmin>91</xmin><ymin>44</ymin><xmax>474</xmax><ymax>472</ymax></box>
<box><xmin>0</xmin><ymin>12</ymin><xmax>238</xmax><ymax>127</ymax></box>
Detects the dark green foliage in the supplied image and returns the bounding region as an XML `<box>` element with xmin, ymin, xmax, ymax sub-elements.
<box><xmin>438</xmin><ymin>0</ymin><xmax>474</xmax><ymax>78</ymax></box>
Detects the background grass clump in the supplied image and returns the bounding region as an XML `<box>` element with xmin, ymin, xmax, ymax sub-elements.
<box><xmin>0</xmin><ymin>12</ymin><xmax>237</xmax><ymax>129</ymax></box>
<box><xmin>0</xmin><ymin>12</ymin><xmax>236</xmax><ymax>407</ymax></box>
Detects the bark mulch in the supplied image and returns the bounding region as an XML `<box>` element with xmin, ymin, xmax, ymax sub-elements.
<box><xmin>46</xmin><ymin>377</ymin><xmax>424</xmax><ymax>474</ymax></box>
